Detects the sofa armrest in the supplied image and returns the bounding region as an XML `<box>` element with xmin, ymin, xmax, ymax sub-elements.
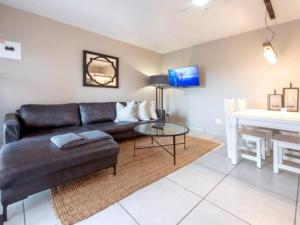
<box><xmin>4</xmin><ymin>113</ymin><xmax>21</xmax><ymax>144</ymax></box>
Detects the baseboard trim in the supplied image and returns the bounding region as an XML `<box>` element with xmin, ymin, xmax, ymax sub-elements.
<box><xmin>189</xmin><ymin>126</ymin><xmax>226</xmax><ymax>139</ymax></box>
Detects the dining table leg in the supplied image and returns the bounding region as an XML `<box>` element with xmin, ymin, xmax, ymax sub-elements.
<box><xmin>230</xmin><ymin>117</ymin><xmax>240</xmax><ymax>165</ymax></box>
<box><xmin>273</xmin><ymin>142</ymin><xmax>279</xmax><ymax>173</ymax></box>
<box><xmin>225</xmin><ymin>117</ymin><xmax>232</xmax><ymax>159</ymax></box>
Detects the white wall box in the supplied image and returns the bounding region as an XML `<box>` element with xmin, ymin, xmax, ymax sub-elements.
<box><xmin>0</xmin><ymin>40</ymin><xmax>21</xmax><ymax>60</ymax></box>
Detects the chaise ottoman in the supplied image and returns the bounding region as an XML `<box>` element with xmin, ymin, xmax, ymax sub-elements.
<box><xmin>0</xmin><ymin>132</ymin><xmax>119</xmax><ymax>222</ymax></box>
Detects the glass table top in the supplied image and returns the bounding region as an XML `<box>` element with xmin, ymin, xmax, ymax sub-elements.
<box><xmin>134</xmin><ymin>122</ymin><xmax>189</xmax><ymax>137</ymax></box>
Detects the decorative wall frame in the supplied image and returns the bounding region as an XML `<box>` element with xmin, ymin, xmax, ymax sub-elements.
<box><xmin>83</xmin><ymin>50</ymin><xmax>119</xmax><ymax>88</ymax></box>
<box><xmin>268</xmin><ymin>89</ymin><xmax>283</xmax><ymax>111</ymax></box>
<box><xmin>283</xmin><ymin>82</ymin><xmax>299</xmax><ymax>112</ymax></box>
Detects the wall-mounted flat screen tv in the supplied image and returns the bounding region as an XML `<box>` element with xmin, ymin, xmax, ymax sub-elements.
<box><xmin>168</xmin><ymin>66</ymin><xmax>200</xmax><ymax>87</ymax></box>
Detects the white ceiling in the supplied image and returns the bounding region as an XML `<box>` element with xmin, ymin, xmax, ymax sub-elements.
<box><xmin>1</xmin><ymin>0</ymin><xmax>300</xmax><ymax>53</ymax></box>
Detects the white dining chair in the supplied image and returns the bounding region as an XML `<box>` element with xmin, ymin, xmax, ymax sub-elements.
<box><xmin>247</xmin><ymin>127</ymin><xmax>273</xmax><ymax>157</ymax></box>
<box><xmin>236</xmin><ymin>98</ymin><xmax>268</xmax><ymax>167</ymax></box>
<box><xmin>278</xmin><ymin>131</ymin><xmax>300</xmax><ymax>159</ymax></box>
<box><xmin>224</xmin><ymin>98</ymin><xmax>236</xmax><ymax>114</ymax></box>
<box><xmin>224</xmin><ymin>98</ymin><xmax>267</xmax><ymax>164</ymax></box>
<box><xmin>236</xmin><ymin>98</ymin><xmax>273</xmax><ymax>157</ymax></box>
<box><xmin>237</xmin><ymin>98</ymin><xmax>246</xmax><ymax>111</ymax></box>
<box><xmin>273</xmin><ymin>134</ymin><xmax>300</xmax><ymax>174</ymax></box>
<box><xmin>239</xmin><ymin>128</ymin><xmax>266</xmax><ymax>168</ymax></box>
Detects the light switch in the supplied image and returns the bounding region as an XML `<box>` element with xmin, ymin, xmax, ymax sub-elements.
<box><xmin>0</xmin><ymin>40</ymin><xmax>21</xmax><ymax>60</ymax></box>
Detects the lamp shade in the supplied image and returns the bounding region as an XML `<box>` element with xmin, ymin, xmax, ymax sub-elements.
<box><xmin>263</xmin><ymin>42</ymin><xmax>277</xmax><ymax>64</ymax></box>
<box><xmin>149</xmin><ymin>75</ymin><xmax>169</xmax><ymax>87</ymax></box>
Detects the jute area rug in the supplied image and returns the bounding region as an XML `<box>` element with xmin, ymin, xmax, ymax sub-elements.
<box><xmin>51</xmin><ymin>136</ymin><xmax>219</xmax><ymax>225</ymax></box>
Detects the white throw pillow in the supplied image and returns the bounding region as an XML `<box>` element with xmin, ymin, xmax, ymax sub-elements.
<box><xmin>149</xmin><ymin>101</ymin><xmax>158</xmax><ymax>120</ymax></box>
<box><xmin>136</xmin><ymin>101</ymin><xmax>151</xmax><ymax>121</ymax></box>
<box><xmin>114</xmin><ymin>101</ymin><xmax>138</xmax><ymax>122</ymax></box>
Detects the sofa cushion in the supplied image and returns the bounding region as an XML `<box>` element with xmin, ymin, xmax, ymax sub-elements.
<box><xmin>79</xmin><ymin>102</ymin><xmax>117</xmax><ymax>125</ymax></box>
<box><xmin>19</xmin><ymin>104</ymin><xmax>81</xmax><ymax>131</ymax></box>
<box><xmin>23</xmin><ymin>126</ymin><xmax>89</xmax><ymax>139</ymax></box>
<box><xmin>0</xmin><ymin>127</ymin><xmax>119</xmax><ymax>189</ymax></box>
<box><xmin>85</xmin><ymin>121</ymin><xmax>147</xmax><ymax>134</ymax></box>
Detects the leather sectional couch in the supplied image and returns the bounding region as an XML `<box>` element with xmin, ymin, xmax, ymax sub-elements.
<box><xmin>0</xmin><ymin>102</ymin><xmax>161</xmax><ymax>222</ymax></box>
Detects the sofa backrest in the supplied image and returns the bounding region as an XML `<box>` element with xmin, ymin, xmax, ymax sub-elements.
<box><xmin>18</xmin><ymin>104</ymin><xmax>81</xmax><ymax>131</ymax></box>
<box><xmin>79</xmin><ymin>102</ymin><xmax>117</xmax><ymax>125</ymax></box>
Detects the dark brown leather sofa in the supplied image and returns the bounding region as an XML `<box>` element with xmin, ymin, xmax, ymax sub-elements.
<box><xmin>0</xmin><ymin>102</ymin><xmax>161</xmax><ymax>222</ymax></box>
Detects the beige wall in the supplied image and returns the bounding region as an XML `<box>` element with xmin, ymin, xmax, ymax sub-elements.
<box><xmin>1</xmin><ymin>3</ymin><xmax>300</xmax><ymax>140</ymax></box>
<box><xmin>162</xmin><ymin>19</ymin><xmax>300</xmax><ymax>136</ymax></box>
<box><xmin>0</xmin><ymin>4</ymin><xmax>161</xmax><ymax>140</ymax></box>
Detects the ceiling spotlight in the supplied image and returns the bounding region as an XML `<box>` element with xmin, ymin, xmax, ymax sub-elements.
<box><xmin>192</xmin><ymin>0</ymin><xmax>210</xmax><ymax>7</ymax></box>
<box><xmin>263</xmin><ymin>42</ymin><xmax>277</xmax><ymax>64</ymax></box>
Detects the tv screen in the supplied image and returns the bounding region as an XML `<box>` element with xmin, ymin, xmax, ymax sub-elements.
<box><xmin>168</xmin><ymin>66</ymin><xmax>200</xmax><ymax>87</ymax></box>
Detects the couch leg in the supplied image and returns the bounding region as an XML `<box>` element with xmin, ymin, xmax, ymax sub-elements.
<box><xmin>113</xmin><ymin>165</ymin><xmax>117</xmax><ymax>176</ymax></box>
<box><xmin>2</xmin><ymin>204</ymin><xmax>7</xmax><ymax>222</ymax></box>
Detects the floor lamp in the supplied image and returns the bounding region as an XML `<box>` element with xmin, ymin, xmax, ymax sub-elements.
<box><xmin>149</xmin><ymin>75</ymin><xmax>169</xmax><ymax>121</ymax></box>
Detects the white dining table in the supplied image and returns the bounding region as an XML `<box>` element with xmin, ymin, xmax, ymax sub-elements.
<box><xmin>226</xmin><ymin>109</ymin><xmax>300</xmax><ymax>164</ymax></box>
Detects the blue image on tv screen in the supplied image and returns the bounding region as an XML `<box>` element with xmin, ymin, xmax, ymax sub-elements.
<box><xmin>168</xmin><ymin>66</ymin><xmax>200</xmax><ymax>87</ymax></box>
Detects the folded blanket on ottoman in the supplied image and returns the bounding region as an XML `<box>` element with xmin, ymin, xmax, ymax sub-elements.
<box><xmin>78</xmin><ymin>130</ymin><xmax>112</xmax><ymax>140</ymax></box>
<box><xmin>51</xmin><ymin>130</ymin><xmax>112</xmax><ymax>149</ymax></box>
<box><xmin>50</xmin><ymin>133</ymin><xmax>83</xmax><ymax>149</ymax></box>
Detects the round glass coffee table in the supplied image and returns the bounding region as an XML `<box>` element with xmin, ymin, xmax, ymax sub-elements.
<box><xmin>133</xmin><ymin>122</ymin><xmax>189</xmax><ymax>165</ymax></box>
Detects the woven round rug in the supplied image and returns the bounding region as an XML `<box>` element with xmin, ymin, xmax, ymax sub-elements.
<box><xmin>51</xmin><ymin>136</ymin><xmax>219</xmax><ymax>225</ymax></box>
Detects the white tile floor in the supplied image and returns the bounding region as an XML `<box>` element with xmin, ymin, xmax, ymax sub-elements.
<box><xmin>3</xmin><ymin>131</ymin><xmax>300</xmax><ymax>225</ymax></box>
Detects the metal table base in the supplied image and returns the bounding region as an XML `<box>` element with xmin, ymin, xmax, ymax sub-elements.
<box><xmin>133</xmin><ymin>132</ymin><xmax>186</xmax><ymax>165</ymax></box>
